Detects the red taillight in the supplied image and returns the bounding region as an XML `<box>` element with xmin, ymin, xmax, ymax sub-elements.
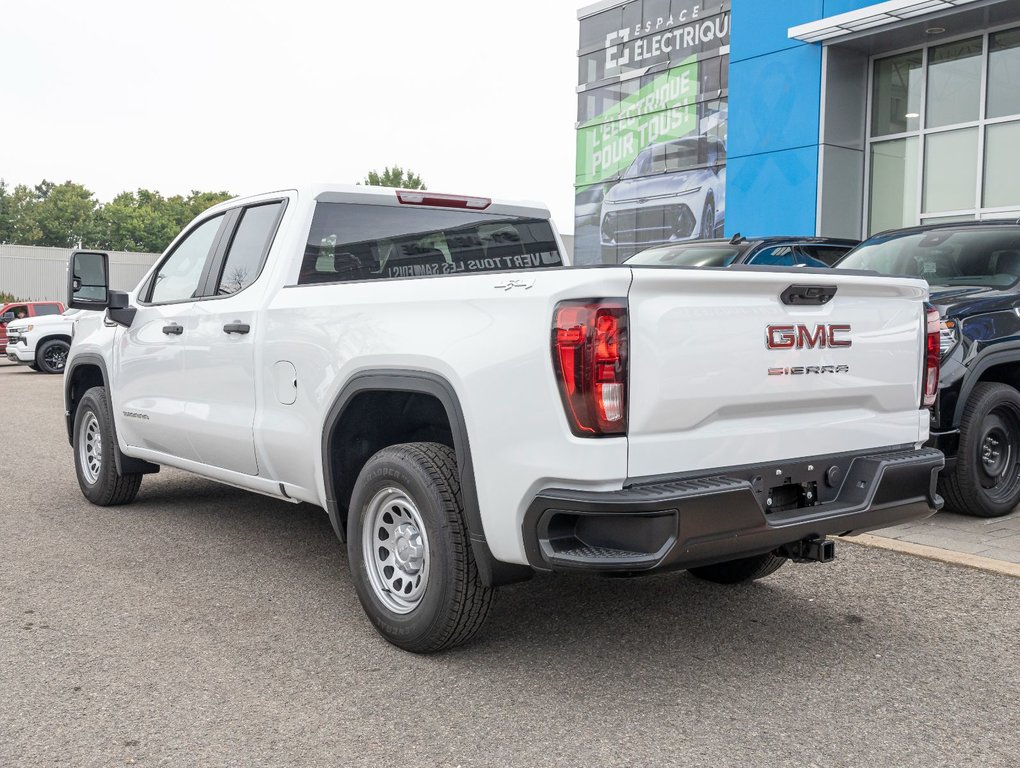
<box><xmin>924</xmin><ymin>305</ymin><xmax>940</xmax><ymax>408</ymax></box>
<box><xmin>552</xmin><ymin>300</ymin><xmax>628</xmax><ymax>436</ymax></box>
<box><xmin>395</xmin><ymin>190</ymin><xmax>491</xmax><ymax>209</ymax></box>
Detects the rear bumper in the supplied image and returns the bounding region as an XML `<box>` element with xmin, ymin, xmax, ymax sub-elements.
<box><xmin>523</xmin><ymin>446</ymin><xmax>944</xmax><ymax>573</ymax></box>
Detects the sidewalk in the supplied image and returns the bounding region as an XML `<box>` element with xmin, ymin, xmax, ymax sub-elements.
<box><xmin>871</xmin><ymin>507</ymin><xmax>1020</xmax><ymax>565</ymax></box>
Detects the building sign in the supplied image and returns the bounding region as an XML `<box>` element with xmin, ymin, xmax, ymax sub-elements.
<box><xmin>575</xmin><ymin>1</ymin><xmax>730</xmax><ymax>264</ymax></box>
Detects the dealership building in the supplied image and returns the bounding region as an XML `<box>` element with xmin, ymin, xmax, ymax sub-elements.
<box><xmin>575</xmin><ymin>0</ymin><xmax>1020</xmax><ymax>264</ymax></box>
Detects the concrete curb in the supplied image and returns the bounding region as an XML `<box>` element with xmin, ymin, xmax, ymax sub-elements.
<box><xmin>838</xmin><ymin>533</ymin><xmax>1020</xmax><ymax>578</ymax></box>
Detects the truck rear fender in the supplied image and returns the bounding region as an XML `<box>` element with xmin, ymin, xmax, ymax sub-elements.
<box><xmin>320</xmin><ymin>370</ymin><xmax>532</xmax><ymax>587</ymax></box>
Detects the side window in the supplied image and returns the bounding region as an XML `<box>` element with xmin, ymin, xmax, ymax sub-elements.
<box><xmin>149</xmin><ymin>214</ymin><xmax>224</xmax><ymax>304</ymax></box>
<box><xmin>216</xmin><ymin>202</ymin><xmax>284</xmax><ymax>295</ymax></box>
<box><xmin>799</xmin><ymin>245</ymin><xmax>850</xmax><ymax>267</ymax></box>
<box><xmin>35</xmin><ymin>304</ymin><xmax>61</xmax><ymax>316</ymax></box>
<box><xmin>748</xmin><ymin>246</ymin><xmax>797</xmax><ymax>267</ymax></box>
<box><xmin>3</xmin><ymin>304</ymin><xmax>28</xmax><ymax>322</ymax></box>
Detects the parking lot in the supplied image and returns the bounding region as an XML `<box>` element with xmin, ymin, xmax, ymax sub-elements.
<box><xmin>2</xmin><ymin>360</ymin><xmax>1018</xmax><ymax>767</ymax></box>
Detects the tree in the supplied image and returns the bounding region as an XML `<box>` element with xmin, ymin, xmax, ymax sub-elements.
<box><xmin>36</xmin><ymin>181</ymin><xmax>101</xmax><ymax>248</ymax></box>
<box><xmin>363</xmin><ymin>166</ymin><xmax>426</xmax><ymax>190</ymax></box>
<box><xmin>94</xmin><ymin>188</ymin><xmax>234</xmax><ymax>253</ymax></box>
<box><xmin>0</xmin><ymin>180</ymin><xmax>11</xmax><ymax>243</ymax></box>
<box><xmin>6</xmin><ymin>183</ymin><xmax>44</xmax><ymax>245</ymax></box>
<box><xmin>0</xmin><ymin>179</ymin><xmax>234</xmax><ymax>253</ymax></box>
<box><xmin>185</xmin><ymin>190</ymin><xmax>233</xmax><ymax>218</ymax></box>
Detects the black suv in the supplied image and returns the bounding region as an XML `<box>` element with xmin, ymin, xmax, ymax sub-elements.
<box><xmin>625</xmin><ymin>235</ymin><xmax>859</xmax><ymax>268</ymax></box>
<box><xmin>837</xmin><ymin>220</ymin><xmax>1020</xmax><ymax>518</ymax></box>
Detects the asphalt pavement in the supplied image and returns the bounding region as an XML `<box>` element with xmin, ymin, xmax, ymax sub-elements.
<box><xmin>2</xmin><ymin>360</ymin><xmax>1018</xmax><ymax>767</ymax></box>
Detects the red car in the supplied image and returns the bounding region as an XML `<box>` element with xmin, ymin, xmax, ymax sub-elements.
<box><xmin>0</xmin><ymin>301</ymin><xmax>64</xmax><ymax>355</ymax></box>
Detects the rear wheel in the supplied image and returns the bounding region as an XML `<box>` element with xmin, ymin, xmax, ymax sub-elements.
<box><xmin>347</xmin><ymin>442</ymin><xmax>494</xmax><ymax>653</ymax></box>
<box><xmin>73</xmin><ymin>386</ymin><xmax>142</xmax><ymax>506</ymax></box>
<box><xmin>36</xmin><ymin>339</ymin><xmax>69</xmax><ymax>374</ymax></box>
<box><xmin>688</xmin><ymin>552</ymin><xmax>786</xmax><ymax>584</ymax></box>
<box><xmin>941</xmin><ymin>382</ymin><xmax>1020</xmax><ymax>518</ymax></box>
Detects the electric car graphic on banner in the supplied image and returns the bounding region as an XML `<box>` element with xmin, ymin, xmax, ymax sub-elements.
<box><xmin>575</xmin><ymin>3</ymin><xmax>730</xmax><ymax>264</ymax></box>
<box><xmin>599</xmin><ymin>134</ymin><xmax>726</xmax><ymax>258</ymax></box>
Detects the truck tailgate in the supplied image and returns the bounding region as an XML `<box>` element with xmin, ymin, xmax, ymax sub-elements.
<box><xmin>626</xmin><ymin>268</ymin><xmax>929</xmax><ymax>479</ymax></box>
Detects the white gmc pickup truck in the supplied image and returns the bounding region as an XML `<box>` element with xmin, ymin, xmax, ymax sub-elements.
<box><xmin>64</xmin><ymin>185</ymin><xmax>944</xmax><ymax>652</ymax></box>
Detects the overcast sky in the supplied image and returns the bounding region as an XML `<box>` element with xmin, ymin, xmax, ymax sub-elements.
<box><xmin>1</xmin><ymin>0</ymin><xmax>585</xmax><ymax>233</ymax></box>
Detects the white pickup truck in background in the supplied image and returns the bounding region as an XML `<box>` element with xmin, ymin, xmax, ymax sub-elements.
<box><xmin>63</xmin><ymin>184</ymin><xmax>944</xmax><ymax>652</ymax></box>
<box><xmin>6</xmin><ymin>308</ymin><xmax>81</xmax><ymax>373</ymax></box>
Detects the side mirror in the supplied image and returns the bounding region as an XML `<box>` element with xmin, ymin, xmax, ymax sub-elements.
<box><xmin>68</xmin><ymin>251</ymin><xmax>110</xmax><ymax>309</ymax></box>
<box><xmin>0</xmin><ymin>312</ymin><xmax>13</xmax><ymax>326</ymax></box>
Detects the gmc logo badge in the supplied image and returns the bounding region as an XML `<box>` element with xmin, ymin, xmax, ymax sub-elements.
<box><xmin>766</xmin><ymin>324</ymin><xmax>852</xmax><ymax>349</ymax></box>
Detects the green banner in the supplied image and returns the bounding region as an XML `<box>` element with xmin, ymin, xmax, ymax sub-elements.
<box><xmin>576</xmin><ymin>57</ymin><xmax>699</xmax><ymax>186</ymax></box>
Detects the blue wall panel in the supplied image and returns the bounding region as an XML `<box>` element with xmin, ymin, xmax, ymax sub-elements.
<box><xmin>822</xmin><ymin>1</ymin><xmax>878</xmax><ymax>16</ymax></box>
<box><xmin>726</xmin><ymin>0</ymin><xmax>852</xmax><ymax>235</ymax></box>
<box><xmin>725</xmin><ymin>147</ymin><xmax>819</xmax><ymax>237</ymax></box>
<box><xmin>730</xmin><ymin>0</ymin><xmax>823</xmax><ymax>62</ymax></box>
<box><xmin>728</xmin><ymin>44</ymin><xmax>823</xmax><ymax>159</ymax></box>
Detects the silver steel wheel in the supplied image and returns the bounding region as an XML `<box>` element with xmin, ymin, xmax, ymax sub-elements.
<box><xmin>361</xmin><ymin>487</ymin><xmax>430</xmax><ymax>614</ymax></box>
<box><xmin>79</xmin><ymin>411</ymin><xmax>103</xmax><ymax>485</ymax></box>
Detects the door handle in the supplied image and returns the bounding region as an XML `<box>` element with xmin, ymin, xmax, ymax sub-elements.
<box><xmin>223</xmin><ymin>322</ymin><xmax>250</xmax><ymax>335</ymax></box>
<box><xmin>162</xmin><ymin>323</ymin><xmax>184</xmax><ymax>335</ymax></box>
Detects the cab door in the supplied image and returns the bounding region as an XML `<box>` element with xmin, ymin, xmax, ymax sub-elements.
<box><xmin>114</xmin><ymin>213</ymin><xmax>230</xmax><ymax>460</ymax></box>
<box><xmin>180</xmin><ymin>200</ymin><xmax>286</xmax><ymax>475</ymax></box>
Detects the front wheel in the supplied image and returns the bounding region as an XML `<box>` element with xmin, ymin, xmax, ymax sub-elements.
<box><xmin>36</xmin><ymin>339</ymin><xmax>69</xmax><ymax>374</ymax></box>
<box><xmin>941</xmin><ymin>382</ymin><xmax>1020</xmax><ymax>518</ymax></box>
<box><xmin>687</xmin><ymin>552</ymin><xmax>786</xmax><ymax>584</ymax></box>
<box><xmin>347</xmin><ymin>442</ymin><xmax>494</xmax><ymax>653</ymax></box>
<box><xmin>699</xmin><ymin>196</ymin><xmax>716</xmax><ymax>240</ymax></box>
<box><xmin>73</xmin><ymin>386</ymin><xmax>142</xmax><ymax>506</ymax></box>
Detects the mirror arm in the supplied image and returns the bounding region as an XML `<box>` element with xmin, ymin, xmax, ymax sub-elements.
<box><xmin>106</xmin><ymin>290</ymin><xmax>135</xmax><ymax>328</ymax></box>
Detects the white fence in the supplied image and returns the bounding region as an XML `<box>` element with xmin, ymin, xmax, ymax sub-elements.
<box><xmin>0</xmin><ymin>245</ymin><xmax>160</xmax><ymax>302</ymax></box>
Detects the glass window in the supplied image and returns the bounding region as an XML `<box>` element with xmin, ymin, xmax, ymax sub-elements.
<box><xmin>982</xmin><ymin>210</ymin><xmax>1020</xmax><ymax>220</ymax></box>
<box><xmin>3</xmin><ymin>305</ymin><xmax>27</xmax><ymax>321</ymax></box>
<box><xmin>921</xmin><ymin>213</ymin><xmax>975</xmax><ymax>225</ymax></box>
<box><xmin>34</xmin><ymin>304</ymin><xmax>62</xmax><ymax>316</ymax></box>
<box><xmin>798</xmin><ymin>245</ymin><xmax>852</xmax><ymax>266</ymax></box>
<box><xmin>837</xmin><ymin>227</ymin><xmax>1020</xmax><ymax>287</ymax></box>
<box><xmin>748</xmin><ymin>245</ymin><xmax>796</xmax><ymax>267</ymax></box>
<box><xmin>149</xmin><ymin>214</ymin><xmax>224</xmax><ymax>304</ymax></box>
<box><xmin>988</xmin><ymin>28</ymin><xmax>1020</xmax><ymax>119</ymax></box>
<box><xmin>216</xmin><ymin>202</ymin><xmax>283</xmax><ymax>295</ymax></box>
<box><xmin>579</xmin><ymin>7</ymin><xmax>623</xmax><ymax>51</ymax></box>
<box><xmin>872</xmin><ymin>51</ymin><xmax>923</xmax><ymax>136</ymax></box>
<box><xmin>983</xmin><ymin>121</ymin><xmax>1020</xmax><ymax>209</ymax></box>
<box><xmin>926</xmin><ymin>37</ymin><xmax>983</xmax><ymax>129</ymax></box>
<box><xmin>869</xmin><ymin>137</ymin><xmax>919</xmax><ymax>234</ymax></box>
<box><xmin>298</xmin><ymin>204</ymin><xmax>562</xmax><ymax>285</ymax></box>
<box><xmin>923</xmin><ymin>128</ymin><xmax>978</xmax><ymax>213</ymax></box>
<box><xmin>624</xmin><ymin>244</ymin><xmax>742</xmax><ymax>267</ymax></box>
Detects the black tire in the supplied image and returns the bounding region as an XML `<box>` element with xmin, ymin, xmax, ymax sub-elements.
<box><xmin>687</xmin><ymin>552</ymin><xmax>786</xmax><ymax>584</ymax></box>
<box><xmin>73</xmin><ymin>386</ymin><xmax>142</xmax><ymax>506</ymax></box>
<box><xmin>940</xmin><ymin>382</ymin><xmax>1020</xmax><ymax>518</ymax></box>
<box><xmin>699</xmin><ymin>196</ymin><xmax>716</xmax><ymax>239</ymax></box>
<box><xmin>347</xmin><ymin>442</ymin><xmax>494</xmax><ymax>653</ymax></box>
<box><xmin>36</xmin><ymin>339</ymin><xmax>69</xmax><ymax>374</ymax></box>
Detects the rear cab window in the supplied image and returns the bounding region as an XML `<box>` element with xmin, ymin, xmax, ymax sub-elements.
<box><xmin>215</xmin><ymin>202</ymin><xmax>285</xmax><ymax>295</ymax></box>
<box><xmin>297</xmin><ymin>203</ymin><xmax>563</xmax><ymax>285</ymax></box>
<box><xmin>34</xmin><ymin>303</ymin><xmax>62</xmax><ymax>316</ymax></box>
